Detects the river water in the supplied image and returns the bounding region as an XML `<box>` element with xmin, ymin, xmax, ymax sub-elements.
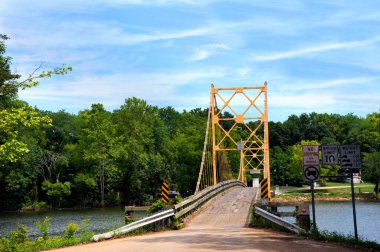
<box><xmin>0</xmin><ymin>207</ymin><xmax>146</xmax><ymax>239</ymax></box>
<box><xmin>279</xmin><ymin>201</ymin><xmax>380</xmax><ymax>243</ymax></box>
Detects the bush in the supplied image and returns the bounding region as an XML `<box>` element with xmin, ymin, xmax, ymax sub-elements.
<box><xmin>21</xmin><ymin>201</ymin><xmax>48</xmax><ymax>211</ymax></box>
<box><xmin>64</xmin><ymin>222</ymin><xmax>79</xmax><ymax>238</ymax></box>
<box><xmin>147</xmin><ymin>199</ymin><xmax>165</xmax><ymax>214</ymax></box>
<box><xmin>79</xmin><ymin>219</ymin><xmax>93</xmax><ymax>239</ymax></box>
<box><xmin>37</xmin><ymin>217</ymin><xmax>51</xmax><ymax>240</ymax></box>
<box><xmin>10</xmin><ymin>224</ymin><xmax>29</xmax><ymax>244</ymax></box>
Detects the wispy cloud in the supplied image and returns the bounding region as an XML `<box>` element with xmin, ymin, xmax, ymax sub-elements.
<box><xmin>188</xmin><ymin>43</ymin><xmax>231</xmax><ymax>61</ymax></box>
<box><xmin>281</xmin><ymin>76</ymin><xmax>380</xmax><ymax>91</ymax></box>
<box><xmin>252</xmin><ymin>36</ymin><xmax>380</xmax><ymax>61</ymax></box>
<box><xmin>19</xmin><ymin>68</ymin><xmax>226</xmax><ymax>110</ymax></box>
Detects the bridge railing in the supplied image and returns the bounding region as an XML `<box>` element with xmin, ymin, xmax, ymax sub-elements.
<box><xmin>254</xmin><ymin>207</ymin><xmax>305</xmax><ymax>234</ymax></box>
<box><xmin>91</xmin><ymin>179</ymin><xmax>246</xmax><ymax>241</ymax></box>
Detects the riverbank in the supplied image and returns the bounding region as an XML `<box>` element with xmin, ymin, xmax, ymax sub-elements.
<box><xmin>272</xmin><ymin>193</ymin><xmax>379</xmax><ymax>204</ymax></box>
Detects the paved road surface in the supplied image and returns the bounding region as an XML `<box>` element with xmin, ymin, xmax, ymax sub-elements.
<box><xmin>48</xmin><ymin>187</ymin><xmax>357</xmax><ymax>252</ymax></box>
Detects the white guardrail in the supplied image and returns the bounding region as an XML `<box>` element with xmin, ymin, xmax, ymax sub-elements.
<box><xmin>91</xmin><ymin>179</ymin><xmax>245</xmax><ymax>241</ymax></box>
<box><xmin>254</xmin><ymin>207</ymin><xmax>305</xmax><ymax>234</ymax></box>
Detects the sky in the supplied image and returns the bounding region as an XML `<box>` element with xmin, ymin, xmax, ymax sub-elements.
<box><xmin>1</xmin><ymin>0</ymin><xmax>379</xmax><ymax>122</ymax></box>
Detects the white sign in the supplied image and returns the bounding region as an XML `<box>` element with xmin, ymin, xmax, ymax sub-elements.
<box><xmin>237</xmin><ymin>141</ymin><xmax>244</xmax><ymax>150</ymax></box>
<box><xmin>340</xmin><ymin>145</ymin><xmax>361</xmax><ymax>169</ymax></box>
<box><xmin>304</xmin><ymin>166</ymin><xmax>320</xmax><ymax>182</ymax></box>
<box><xmin>302</xmin><ymin>145</ymin><xmax>320</xmax><ymax>166</ymax></box>
<box><xmin>322</xmin><ymin>145</ymin><xmax>338</xmax><ymax>165</ymax></box>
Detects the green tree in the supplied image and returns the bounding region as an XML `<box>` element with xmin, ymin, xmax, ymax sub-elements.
<box><xmin>73</xmin><ymin>173</ymin><xmax>97</xmax><ymax>207</ymax></box>
<box><xmin>79</xmin><ymin>103</ymin><xmax>120</xmax><ymax>206</ymax></box>
<box><xmin>363</xmin><ymin>152</ymin><xmax>380</xmax><ymax>197</ymax></box>
<box><xmin>41</xmin><ymin>180</ymin><xmax>71</xmax><ymax>209</ymax></box>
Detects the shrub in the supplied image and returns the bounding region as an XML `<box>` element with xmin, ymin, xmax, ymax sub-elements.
<box><xmin>10</xmin><ymin>224</ymin><xmax>29</xmax><ymax>244</ymax></box>
<box><xmin>64</xmin><ymin>222</ymin><xmax>79</xmax><ymax>238</ymax></box>
<box><xmin>147</xmin><ymin>199</ymin><xmax>165</xmax><ymax>214</ymax></box>
<box><xmin>37</xmin><ymin>217</ymin><xmax>51</xmax><ymax>240</ymax></box>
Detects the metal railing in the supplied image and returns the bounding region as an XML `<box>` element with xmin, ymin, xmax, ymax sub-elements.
<box><xmin>91</xmin><ymin>209</ymin><xmax>175</xmax><ymax>241</ymax></box>
<box><xmin>254</xmin><ymin>207</ymin><xmax>305</xmax><ymax>234</ymax></box>
<box><xmin>91</xmin><ymin>179</ymin><xmax>246</xmax><ymax>241</ymax></box>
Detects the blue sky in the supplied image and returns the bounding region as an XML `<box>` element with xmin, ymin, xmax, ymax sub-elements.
<box><xmin>1</xmin><ymin>0</ymin><xmax>379</xmax><ymax>121</ymax></box>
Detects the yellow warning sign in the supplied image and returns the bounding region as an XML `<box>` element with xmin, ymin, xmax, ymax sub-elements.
<box><xmin>260</xmin><ymin>178</ymin><xmax>269</xmax><ymax>200</ymax></box>
<box><xmin>161</xmin><ymin>182</ymin><xmax>169</xmax><ymax>203</ymax></box>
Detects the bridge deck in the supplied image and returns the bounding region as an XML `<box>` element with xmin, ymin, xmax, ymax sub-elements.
<box><xmin>48</xmin><ymin>187</ymin><xmax>357</xmax><ymax>252</ymax></box>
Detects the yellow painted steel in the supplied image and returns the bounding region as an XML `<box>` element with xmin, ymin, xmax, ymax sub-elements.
<box><xmin>195</xmin><ymin>83</ymin><xmax>271</xmax><ymax>196</ymax></box>
<box><xmin>210</xmin><ymin>83</ymin><xmax>271</xmax><ymax>191</ymax></box>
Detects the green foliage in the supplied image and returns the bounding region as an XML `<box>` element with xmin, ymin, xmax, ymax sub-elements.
<box><xmin>73</xmin><ymin>173</ymin><xmax>97</xmax><ymax>207</ymax></box>
<box><xmin>309</xmin><ymin>227</ymin><xmax>380</xmax><ymax>250</ymax></box>
<box><xmin>9</xmin><ymin>224</ymin><xmax>29</xmax><ymax>244</ymax></box>
<box><xmin>147</xmin><ymin>199</ymin><xmax>165</xmax><ymax>214</ymax></box>
<box><xmin>36</xmin><ymin>217</ymin><xmax>51</xmax><ymax>240</ymax></box>
<box><xmin>41</xmin><ymin>180</ymin><xmax>71</xmax><ymax>208</ymax></box>
<box><xmin>21</xmin><ymin>201</ymin><xmax>47</xmax><ymax>211</ymax></box>
<box><xmin>64</xmin><ymin>222</ymin><xmax>79</xmax><ymax>238</ymax></box>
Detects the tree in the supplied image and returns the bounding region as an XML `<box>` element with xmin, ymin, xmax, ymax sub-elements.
<box><xmin>79</xmin><ymin>104</ymin><xmax>120</xmax><ymax>206</ymax></box>
<box><xmin>363</xmin><ymin>152</ymin><xmax>380</xmax><ymax>197</ymax></box>
<box><xmin>41</xmin><ymin>180</ymin><xmax>71</xmax><ymax>209</ymax></box>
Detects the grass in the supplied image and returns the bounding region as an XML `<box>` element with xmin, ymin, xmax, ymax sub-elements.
<box><xmin>275</xmin><ymin>182</ymin><xmax>377</xmax><ymax>201</ymax></box>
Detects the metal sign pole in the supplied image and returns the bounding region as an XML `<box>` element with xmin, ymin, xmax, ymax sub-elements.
<box><xmin>350</xmin><ymin>169</ymin><xmax>358</xmax><ymax>240</ymax></box>
<box><xmin>310</xmin><ymin>181</ymin><xmax>316</xmax><ymax>230</ymax></box>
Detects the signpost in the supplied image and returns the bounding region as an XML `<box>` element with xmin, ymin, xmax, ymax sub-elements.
<box><xmin>322</xmin><ymin>145</ymin><xmax>338</xmax><ymax>165</ymax></box>
<box><xmin>341</xmin><ymin>145</ymin><xmax>361</xmax><ymax>240</ymax></box>
<box><xmin>302</xmin><ymin>145</ymin><xmax>319</xmax><ymax>230</ymax></box>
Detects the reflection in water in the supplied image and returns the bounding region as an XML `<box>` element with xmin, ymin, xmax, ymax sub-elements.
<box><xmin>0</xmin><ymin>207</ymin><xmax>147</xmax><ymax>238</ymax></box>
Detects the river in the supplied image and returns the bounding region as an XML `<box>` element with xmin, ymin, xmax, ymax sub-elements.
<box><xmin>279</xmin><ymin>201</ymin><xmax>380</xmax><ymax>243</ymax></box>
<box><xmin>0</xmin><ymin>207</ymin><xmax>145</xmax><ymax>239</ymax></box>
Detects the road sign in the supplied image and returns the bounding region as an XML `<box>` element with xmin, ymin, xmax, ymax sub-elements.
<box><xmin>322</xmin><ymin>145</ymin><xmax>338</xmax><ymax>165</ymax></box>
<box><xmin>302</xmin><ymin>145</ymin><xmax>319</xmax><ymax>166</ymax></box>
<box><xmin>340</xmin><ymin>145</ymin><xmax>361</xmax><ymax>169</ymax></box>
<box><xmin>260</xmin><ymin>178</ymin><xmax>269</xmax><ymax>200</ymax></box>
<box><xmin>161</xmin><ymin>182</ymin><xmax>169</xmax><ymax>203</ymax></box>
<box><xmin>304</xmin><ymin>166</ymin><xmax>320</xmax><ymax>182</ymax></box>
<box><xmin>237</xmin><ymin>141</ymin><xmax>244</xmax><ymax>150</ymax></box>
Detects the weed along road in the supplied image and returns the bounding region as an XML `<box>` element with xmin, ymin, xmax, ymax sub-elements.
<box><xmin>48</xmin><ymin>188</ymin><xmax>357</xmax><ymax>252</ymax></box>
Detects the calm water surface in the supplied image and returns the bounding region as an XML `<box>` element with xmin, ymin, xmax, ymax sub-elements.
<box><xmin>279</xmin><ymin>201</ymin><xmax>380</xmax><ymax>243</ymax></box>
<box><xmin>0</xmin><ymin>207</ymin><xmax>146</xmax><ymax>238</ymax></box>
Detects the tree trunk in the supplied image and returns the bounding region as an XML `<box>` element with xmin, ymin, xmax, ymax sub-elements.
<box><xmin>100</xmin><ymin>159</ymin><xmax>105</xmax><ymax>207</ymax></box>
<box><xmin>375</xmin><ymin>175</ymin><xmax>379</xmax><ymax>198</ymax></box>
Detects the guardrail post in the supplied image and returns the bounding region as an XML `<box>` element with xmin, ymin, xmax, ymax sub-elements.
<box><xmin>296</xmin><ymin>203</ymin><xmax>310</xmax><ymax>231</ymax></box>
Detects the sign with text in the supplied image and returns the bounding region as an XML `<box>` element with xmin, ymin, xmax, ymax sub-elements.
<box><xmin>322</xmin><ymin>145</ymin><xmax>338</xmax><ymax>165</ymax></box>
<box><xmin>340</xmin><ymin>145</ymin><xmax>361</xmax><ymax>169</ymax></box>
<box><xmin>302</xmin><ymin>145</ymin><xmax>320</xmax><ymax>166</ymax></box>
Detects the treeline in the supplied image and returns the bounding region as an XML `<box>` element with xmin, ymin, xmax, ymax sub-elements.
<box><xmin>0</xmin><ymin>99</ymin><xmax>209</xmax><ymax>210</ymax></box>
<box><xmin>1</xmin><ymin>103</ymin><xmax>378</xmax><ymax>211</ymax></box>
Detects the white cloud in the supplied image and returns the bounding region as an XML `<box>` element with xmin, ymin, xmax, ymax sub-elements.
<box><xmin>188</xmin><ymin>43</ymin><xmax>231</xmax><ymax>62</ymax></box>
<box><xmin>280</xmin><ymin>76</ymin><xmax>380</xmax><ymax>91</ymax></box>
<box><xmin>252</xmin><ymin>36</ymin><xmax>380</xmax><ymax>61</ymax></box>
<box><xmin>19</xmin><ymin>68</ymin><xmax>226</xmax><ymax>110</ymax></box>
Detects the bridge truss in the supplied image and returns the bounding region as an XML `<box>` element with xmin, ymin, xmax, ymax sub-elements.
<box><xmin>195</xmin><ymin>83</ymin><xmax>271</xmax><ymax>197</ymax></box>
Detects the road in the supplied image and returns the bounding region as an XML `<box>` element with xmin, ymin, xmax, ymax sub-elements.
<box><xmin>48</xmin><ymin>187</ymin><xmax>358</xmax><ymax>252</ymax></box>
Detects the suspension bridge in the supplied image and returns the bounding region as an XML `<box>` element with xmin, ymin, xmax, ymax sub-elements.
<box><xmin>49</xmin><ymin>83</ymin><xmax>355</xmax><ymax>252</ymax></box>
